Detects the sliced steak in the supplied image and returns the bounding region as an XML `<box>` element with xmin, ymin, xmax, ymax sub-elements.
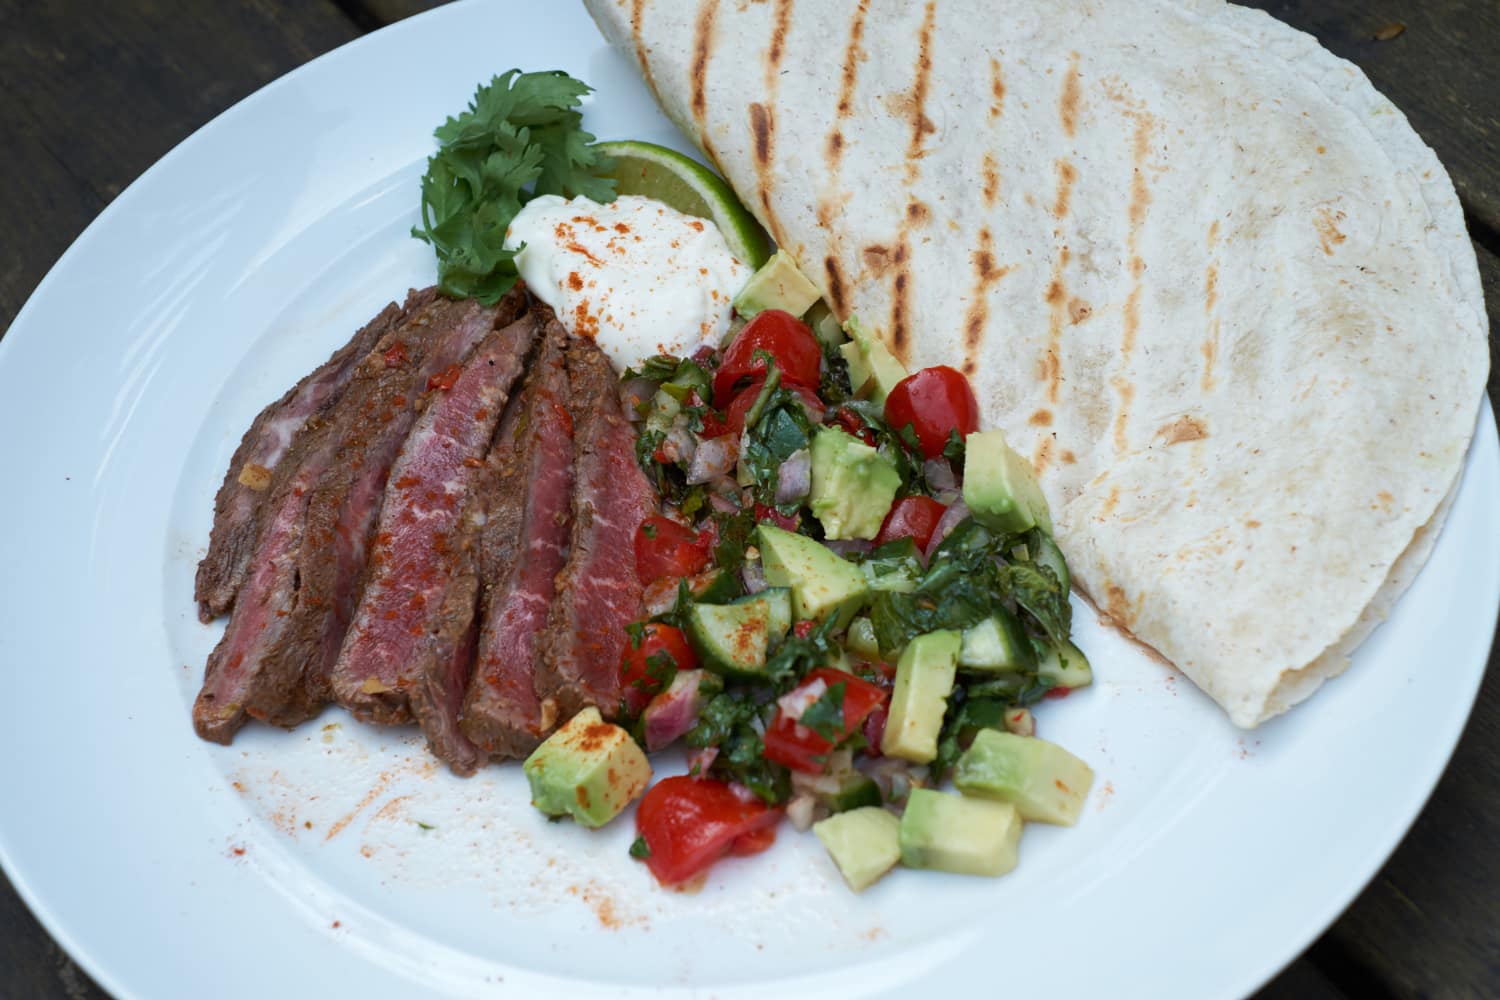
<box><xmin>460</xmin><ymin>314</ymin><xmax>574</xmax><ymax>759</ymax></box>
<box><xmin>535</xmin><ymin>335</ymin><xmax>658</xmax><ymax>722</ymax></box>
<box><xmin>194</xmin><ymin>289</ymin><xmax>433</xmax><ymax>622</ymax></box>
<box><xmin>331</xmin><ymin>313</ymin><xmax>538</xmax><ymax>774</ymax></box>
<box><xmin>193</xmin><ymin>289</ymin><xmax>524</xmax><ymax>743</ymax></box>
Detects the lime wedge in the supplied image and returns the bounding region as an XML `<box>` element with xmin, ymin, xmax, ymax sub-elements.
<box><xmin>598</xmin><ymin>140</ymin><xmax>774</xmax><ymax>268</ymax></box>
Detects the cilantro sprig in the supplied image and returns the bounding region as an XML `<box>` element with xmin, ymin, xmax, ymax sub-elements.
<box><xmin>413</xmin><ymin>70</ymin><xmax>617</xmax><ymax>304</ymax></box>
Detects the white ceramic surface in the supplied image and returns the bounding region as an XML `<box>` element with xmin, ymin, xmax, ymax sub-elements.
<box><xmin>0</xmin><ymin>2</ymin><xmax>1495</xmax><ymax>997</ymax></box>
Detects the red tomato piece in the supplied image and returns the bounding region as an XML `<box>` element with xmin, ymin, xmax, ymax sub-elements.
<box><xmin>619</xmin><ymin>623</ymin><xmax>699</xmax><ymax>715</ymax></box>
<box><xmin>727</xmin><ymin>824</ymin><xmax>778</xmax><ymax>857</ymax></box>
<box><xmin>635</xmin><ymin>776</ymin><xmax>783</xmax><ymax>885</ymax></box>
<box><xmin>874</xmin><ymin>496</ymin><xmax>949</xmax><ymax>551</ymax></box>
<box><xmin>833</xmin><ymin>407</ymin><xmax>878</xmax><ymax>447</ymax></box>
<box><xmin>723</xmin><ymin>379</ymin><xmax>823</xmax><ymax>438</ymax></box>
<box><xmin>697</xmin><ymin>408</ymin><xmax>731</xmax><ymax>440</ymax></box>
<box><xmin>754</xmin><ymin>502</ymin><xmax>800</xmax><ymax>533</ymax></box>
<box><xmin>762</xmin><ymin>667</ymin><xmax>890</xmax><ymax>774</ymax></box>
<box><xmin>883</xmin><ymin>365</ymin><xmax>980</xmax><ymax>458</ymax></box>
<box><xmin>634</xmin><ymin>516</ymin><xmax>713</xmax><ymax>583</ymax></box>
<box><xmin>862</xmin><ymin>704</ymin><xmax>889</xmax><ymax>758</ymax></box>
<box><xmin>713</xmin><ymin>310</ymin><xmax>822</xmax><ymax>404</ymax></box>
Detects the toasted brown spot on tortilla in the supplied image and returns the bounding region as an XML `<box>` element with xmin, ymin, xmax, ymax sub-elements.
<box><xmin>1314</xmin><ymin>206</ymin><xmax>1348</xmax><ymax>255</ymax></box>
<box><xmin>960</xmin><ymin>229</ymin><xmax>1011</xmax><ymax>375</ymax></box>
<box><xmin>628</xmin><ymin>0</ymin><xmax>662</xmax><ymax>104</ymax></box>
<box><xmin>826</xmin><ymin>129</ymin><xmax>844</xmax><ymax>165</ymax></box>
<box><xmin>1053</xmin><ymin>159</ymin><xmax>1077</xmax><ymax>220</ymax></box>
<box><xmin>1122</xmin><ymin>257</ymin><xmax>1145</xmax><ymax>356</ymax></box>
<box><xmin>689</xmin><ymin>0</ymin><xmax>723</xmax><ymax>165</ymax></box>
<box><xmin>981</xmin><ymin>152</ymin><xmax>1000</xmax><ymax>207</ymax></box>
<box><xmin>863</xmin><ymin>244</ymin><xmax>892</xmax><ymax>277</ymax></box>
<box><xmin>902</xmin><ymin>2</ymin><xmax>939</xmax><ymax>183</ymax></box>
<box><xmin>1207</xmin><ymin>219</ymin><xmax>1220</xmax><ymax>250</ymax></box>
<box><xmin>906</xmin><ymin>200</ymin><xmax>930</xmax><ymax>225</ymax></box>
<box><xmin>1110</xmin><ymin>374</ymin><xmax>1135</xmax><ymax>453</ymax></box>
<box><xmin>890</xmin><ymin>241</ymin><xmax>912</xmax><ymax>364</ymax></box>
<box><xmin>989</xmin><ymin>57</ymin><xmax>1006</xmax><ymax>119</ymax></box>
<box><xmin>1201</xmin><ymin>325</ymin><xmax>1219</xmax><ymax>393</ymax></box>
<box><xmin>1157</xmin><ymin>415</ymin><xmax>1207</xmax><ymax>445</ymax></box>
<box><xmin>1205</xmin><ymin>263</ymin><xmax>1218</xmax><ymax>316</ymax></box>
<box><xmin>1246</xmin><ymin>519</ymin><xmax>1262</xmax><ymax>529</ymax></box>
<box><xmin>1104</xmin><ymin>582</ymin><xmax>1131</xmax><ymax>625</ymax></box>
<box><xmin>765</xmin><ymin>0</ymin><xmax>794</xmax><ymax>90</ymax></box>
<box><xmin>834</xmin><ymin>1</ymin><xmax>869</xmax><ymax>119</ymax></box>
<box><xmin>1029</xmin><ymin>409</ymin><xmax>1053</xmax><ymax>427</ymax></box>
<box><xmin>749</xmin><ymin>102</ymin><xmax>774</xmax><ymax>170</ymax></box>
<box><xmin>1068</xmin><ymin>297</ymin><xmax>1092</xmax><ymax>325</ymax></box>
<box><xmin>824</xmin><ymin>255</ymin><xmax>848</xmax><ymax>317</ymax></box>
<box><xmin>1045</xmin><ymin>280</ymin><xmax>1065</xmax><ymax>306</ymax></box>
<box><xmin>1060</xmin><ymin>449</ymin><xmax>1077</xmax><ymax>465</ymax></box>
<box><xmin>1100</xmin><ymin>486</ymin><xmax>1120</xmax><ymax>518</ymax></box>
<box><xmin>1059</xmin><ymin>52</ymin><xmax>1082</xmax><ymax>137</ymax></box>
<box><xmin>1032</xmin><ymin>435</ymin><xmax>1054</xmax><ymax>474</ymax></box>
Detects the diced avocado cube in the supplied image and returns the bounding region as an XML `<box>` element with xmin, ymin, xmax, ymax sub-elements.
<box><xmin>814</xmin><ymin>807</ymin><xmax>901</xmax><ymax>892</ymax></box>
<box><xmin>838</xmin><ymin>316</ymin><xmax>908</xmax><ymax>406</ymax></box>
<box><xmin>958</xmin><ymin>609</ymin><xmax>1035</xmax><ymax>672</ymax></box>
<box><xmin>805</xmin><ymin>301</ymin><xmax>845</xmax><ymax>349</ymax></box>
<box><xmin>963</xmin><ymin>429</ymin><xmax>1053</xmax><ymax>535</ymax></box>
<box><xmin>522</xmin><ymin>707</ymin><xmax>651</xmax><ymax>828</ymax></box>
<box><xmin>756</xmin><ymin>524</ymin><xmax>869</xmax><ymax>628</ymax></box>
<box><xmin>809</xmin><ymin>427</ymin><xmax>900</xmax><ymax>541</ymax></box>
<box><xmin>881</xmin><ymin>630</ymin><xmax>960</xmax><ymax>763</ymax></box>
<box><xmin>1036</xmin><ymin>638</ymin><xmax>1093</xmax><ymax>690</ymax></box>
<box><xmin>954</xmin><ymin>730</ymin><xmax>1095</xmax><ymax>826</ymax></box>
<box><xmin>733</xmin><ymin>249</ymin><xmax>822</xmax><ymax>319</ymax></box>
<box><xmin>845</xmin><ymin>616</ymin><xmax>882</xmax><ymax>663</ymax></box>
<box><xmin>899</xmin><ymin>788</ymin><xmax>1023</xmax><ymax>877</ymax></box>
<box><xmin>821</xmin><ymin>773</ymin><xmax>883</xmax><ymax>813</ymax></box>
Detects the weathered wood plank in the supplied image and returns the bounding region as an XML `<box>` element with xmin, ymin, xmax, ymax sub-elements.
<box><xmin>0</xmin><ymin>0</ymin><xmax>363</xmax><ymax>332</ymax></box>
<box><xmin>1246</xmin><ymin>0</ymin><xmax>1500</xmax><ymax>232</ymax></box>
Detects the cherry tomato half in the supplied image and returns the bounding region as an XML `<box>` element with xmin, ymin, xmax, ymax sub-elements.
<box><xmin>874</xmin><ymin>496</ymin><xmax>949</xmax><ymax>551</ymax></box>
<box><xmin>620</xmin><ymin>623</ymin><xmax>699</xmax><ymax>715</ymax></box>
<box><xmin>833</xmin><ymin>406</ymin><xmax>878</xmax><ymax>447</ymax></box>
<box><xmin>883</xmin><ymin>365</ymin><xmax>980</xmax><ymax>459</ymax></box>
<box><xmin>754</xmin><ymin>502</ymin><xmax>800</xmax><ymax>533</ymax></box>
<box><xmin>723</xmin><ymin>379</ymin><xmax>824</xmax><ymax>438</ymax></box>
<box><xmin>635</xmin><ymin>776</ymin><xmax>783</xmax><ymax>885</ymax></box>
<box><xmin>634</xmin><ymin>516</ymin><xmax>713</xmax><ymax>583</ymax></box>
<box><xmin>762</xmin><ymin>667</ymin><xmax>890</xmax><ymax>774</ymax></box>
<box><xmin>712</xmin><ymin>310</ymin><xmax>822</xmax><ymax>405</ymax></box>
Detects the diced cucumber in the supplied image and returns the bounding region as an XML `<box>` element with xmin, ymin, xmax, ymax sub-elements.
<box><xmin>1032</xmin><ymin>532</ymin><xmax>1070</xmax><ymax>594</ymax></box>
<box><xmin>958</xmin><ymin>609</ymin><xmax>1035</xmax><ymax>672</ymax></box>
<box><xmin>898</xmin><ymin>788</ymin><xmax>1023</xmax><ymax>877</ymax></box>
<box><xmin>736</xmin><ymin>587</ymin><xmax>791</xmax><ymax>645</ymax></box>
<box><xmin>954</xmin><ymin>729</ymin><xmax>1095</xmax><ymax>826</ymax></box>
<box><xmin>820</xmin><ymin>773</ymin><xmax>882</xmax><ymax>813</ymax></box>
<box><xmin>685</xmin><ymin>600</ymin><xmax>771</xmax><ymax>679</ymax></box>
<box><xmin>845</xmin><ymin>616</ymin><xmax>883</xmax><ymax>663</ymax></box>
<box><xmin>814</xmin><ymin>807</ymin><xmax>901</xmax><ymax>892</ymax></box>
<box><xmin>859</xmin><ymin>537</ymin><xmax>923</xmax><ymax>593</ymax></box>
<box><xmin>644</xmin><ymin>388</ymin><xmax>682</xmax><ymax>435</ymax></box>
<box><xmin>1036</xmin><ymin>638</ymin><xmax>1093</xmax><ymax>690</ymax></box>
<box><xmin>805</xmin><ymin>300</ymin><xmax>846</xmax><ymax>349</ymax></box>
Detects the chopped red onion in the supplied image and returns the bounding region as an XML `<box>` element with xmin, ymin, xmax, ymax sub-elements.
<box><xmin>775</xmin><ymin>448</ymin><xmax>812</xmax><ymax>504</ymax></box>
<box><xmin>924</xmin><ymin>498</ymin><xmax>971</xmax><ymax>561</ymax></box>
<box><xmin>786</xmin><ymin>794</ymin><xmax>817</xmax><ymax>832</ymax></box>
<box><xmin>687</xmin><ymin>434</ymin><xmax>737</xmax><ymax>484</ymax></box>
<box><xmin>707</xmin><ymin>490</ymin><xmax>741</xmax><ymax>514</ymax></box>
<box><xmin>923</xmin><ymin>456</ymin><xmax>958</xmax><ymax>493</ymax></box>
<box><xmin>686</xmin><ymin>746</ymin><xmax>718</xmax><ymax>777</ymax></box>
<box><xmin>741</xmin><ymin>558</ymin><xmax>768</xmax><ymax>595</ymax></box>
<box><xmin>824</xmin><ymin>538</ymin><xmax>874</xmax><ymax>559</ymax></box>
<box><xmin>642</xmin><ymin>670</ymin><xmax>705</xmax><ymax>752</ymax></box>
<box><xmin>620</xmin><ymin>378</ymin><xmax>657</xmax><ymax>420</ymax></box>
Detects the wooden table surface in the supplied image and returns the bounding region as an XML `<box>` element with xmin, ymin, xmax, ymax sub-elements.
<box><xmin>2</xmin><ymin>1</ymin><xmax>1495</xmax><ymax>996</ymax></box>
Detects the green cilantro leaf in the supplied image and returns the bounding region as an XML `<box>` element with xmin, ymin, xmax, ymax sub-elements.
<box><xmin>629</xmin><ymin>835</ymin><xmax>651</xmax><ymax>859</ymax></box>
<box><xmin>797</xmin><ymin>681</ymin><xmax>846</xmax><ymax>742</ymax></box>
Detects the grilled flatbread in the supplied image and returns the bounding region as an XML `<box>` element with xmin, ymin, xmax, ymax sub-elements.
<box><xmin>586</xmin><ymin>0</ymin><xmax>1489</xmax><ymax>726</ymax></box>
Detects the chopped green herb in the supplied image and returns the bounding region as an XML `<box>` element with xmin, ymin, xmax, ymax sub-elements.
<box><xmin>629</xmin><ymin>835</ymin><xmax>651</xmax><ymax>859</ymax></box>
<box><xmin>797</xmin><ymin>681</ymin><xmax>847</xmax><ymax>742</ymax></box>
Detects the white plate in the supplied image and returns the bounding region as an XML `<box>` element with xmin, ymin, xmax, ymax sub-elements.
<box><xmin>1</xmin><ymin>2</ymin><xmax>1495</xmax><ymax>997</ymax></box>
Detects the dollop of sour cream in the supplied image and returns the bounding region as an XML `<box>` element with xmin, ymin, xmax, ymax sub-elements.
<box><xmin>504</xmin><ymin>194</ymin><xmax>749</xmax><ymax>372</ymax></box>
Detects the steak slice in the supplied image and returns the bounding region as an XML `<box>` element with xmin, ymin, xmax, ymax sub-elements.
<box><xmin>331</xmin><ymin>313</ymin><xmax>538</xmax><ymax>775</ymax></box>
<box><xmin>535</xmin><ymin>335</ymin><xmax>658</xmax><ymax>722</ymax></box>
<box><xmin>194</xmin><ymin>289</ymin><xmax>432</xmax><ymax>623</ymax></box>
<box><xmin>460</xmin><ymin>314</ymin><xmax>574</xmax><ymax>759</ymax></box>
<box><xmin>193</xmin><ymin>289</ymin><xmax>524</xmax><ymax>743</ymax></box>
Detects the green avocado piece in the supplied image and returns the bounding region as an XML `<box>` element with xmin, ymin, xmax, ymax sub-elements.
<box><xmin>809</xmin><ymin>427</ymin><xmax>900</xmax><ymax>540</ymax></box>
<box><xmin>732</xmin><ymin>249</ymin><xmax>822</xmax><ymax>319</ymax></box>
<box><xmin>522</xmin><ymin>707</ymin><xmax>651</xmax><ymax>828</ymax></box>
<box><xmin>1036</xmin><ymin>638</ymin><xmax>1093</xmax><ymax>690</ymax></box>
<box><xmin>954</xmin><ymin>729</ymin><xmax>1095</xmax><ymax>826</ymax></box>
<box><xmin>881</xmin><ymin>630</ymin><xmax>960</xmax><ymax>763</ymax></box>
<box><xmin>844</xmin><ymin>616</ymin><xmax>883</xmax><ymax>663</ymax></box>
<box><xmin>899</xmin><ymin>788</ymin><xmax>1023</xmax><ymax>877</ymax></box>
<box><xmin>804</xmin><ymin>300</ymin><xmax>846</xmax><ymax>349</ymax></box>
<box><xmin>814</xmin><ymin>806</ymin><xmax>902</xmax><ymax>891</ymax></box>
<box><xmin>962</xmin><ymin>429</ymin><xmax>1053</xmax><ymax>535</ymax></box>
<box><xmin>838</xmin><ymin>316</ymin><xmax>909</xmax><ymax>406</ymax></box>
<box><xmin>756</xmin><ymin>524</ymin><xmax>869</xmax><ymax>628</ymax></box>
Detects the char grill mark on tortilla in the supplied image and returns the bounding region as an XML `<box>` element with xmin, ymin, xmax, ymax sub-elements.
<box><xmin>536</xmin><ymin>336</ymin><xmax>658</xmax><ymax>722</ymax></box>
<box><xmin>584</xmin><ymin>0</ymin><xmax>1488</xmax><ymax>727</ymax></box>
<box><xmin>193</xmin><ymin>288</ymin><xmax>511</xmax><ymax>742</ymax></box>
<box><xmin>193</xmin><ymin>292</ymin><xmax>426</xmax><ymax>623</ymax></box>
<box><xmin>460</xmin><ymin>314</ymin><xmax>575</xmax><ymax>760</ymax></box>
<box><xmin>330</xmin><ymin>311</ymin><xmax>537</xmax><ymax>774</ymax></box>
<box><xmin>689</xmin><ymin>0</ymin><xmax>722</xmax><ymax>167</ymax></box>
<box><xmin>628</xmin><ymin>0</ymin><xmax>661</xmax><ymax>104</ymax></box>
<box><xmin>961</xmin><ymin>228</ymin><xmax>1011</xmax><ymax>378</ymax></box>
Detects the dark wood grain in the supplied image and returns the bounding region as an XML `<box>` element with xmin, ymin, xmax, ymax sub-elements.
<box><xmin>0</xmin><ymin>1</ymin><xmax>1495</xmax><ymax>999</ymax></box>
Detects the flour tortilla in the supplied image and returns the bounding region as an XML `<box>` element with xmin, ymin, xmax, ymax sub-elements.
<box><xmin>586</xmin><ymin>0</ymin><xmax>1489</xmax><ymax>726</ymax></box>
